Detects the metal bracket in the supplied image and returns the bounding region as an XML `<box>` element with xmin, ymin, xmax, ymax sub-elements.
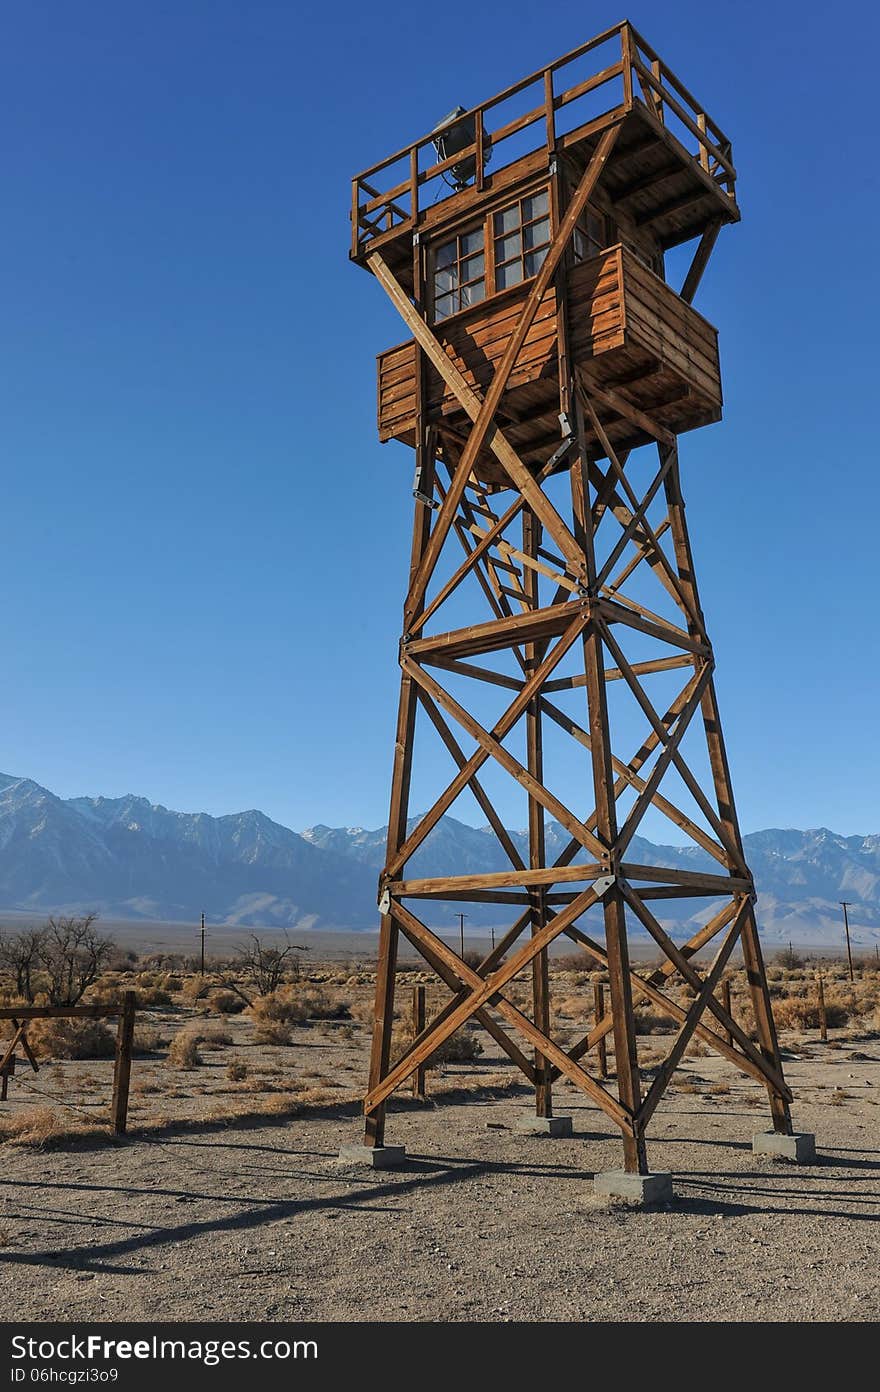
<box><xmin>378</xmin><ymin>888</ymin><xmax>392</xmax><ymax>915</ymax></box>
<box><xmin>592</xmin><ymin>874</ymin><xmax>616</xmax><ymax>898</ymax></box>
<box><xmin>413</xmin><ymin>463</ymin><xmax>439</xmax><ymax>509</ymax></box>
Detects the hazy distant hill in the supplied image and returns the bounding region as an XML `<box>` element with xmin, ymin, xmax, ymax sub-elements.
<box><xmin>0</xmin><ymin>772</ymin><xmax>876</xmax><ymax>943</ymax></box>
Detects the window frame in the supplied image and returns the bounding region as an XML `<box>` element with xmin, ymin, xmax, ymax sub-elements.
<box><xmin>428</xmin><ymin>184</ymin><xmax>554</xmax><ymax>326</ymax></box>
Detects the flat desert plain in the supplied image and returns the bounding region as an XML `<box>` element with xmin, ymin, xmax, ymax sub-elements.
<box><xmin>0</xmin><ymin>955</ymin><xmax>878</xmax><ymax>1322</ymax></box>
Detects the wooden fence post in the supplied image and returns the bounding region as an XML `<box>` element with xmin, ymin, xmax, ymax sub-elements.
<box><xmin>817</xmin><ymin>972</ymin><xmax>827</xmax><ymax>1042</ymax></box>
<box><xmin>593</xmin><ymin>980</ymin><xmax>607</xmax><ymax>1079</ymax></box>
<box><xmin>111</xmin><ymin>991</ymin><xmax>136</xmax><ymax>1135</ymax></box>
<box><xmin>721</xmin><ymin>977</ymin><xmax>733</xmax><ymax>1047</ymax></box>
<box><xmin>412</xmin><ymin>985</ymin><xmax>427</xmax><ymax>1100</ymax></box>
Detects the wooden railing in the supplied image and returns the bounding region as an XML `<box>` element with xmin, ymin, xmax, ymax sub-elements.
<box><xmin>351</xmin><ymin>21</ymin><xmax>736</xmax><ymax>258</ymax></box>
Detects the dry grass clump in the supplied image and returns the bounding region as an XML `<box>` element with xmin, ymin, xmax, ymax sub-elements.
<box><xmin>635</xmin><ymin>1007</ymin><xmax>677</xmax><ymax>1035</ymax></box>
<box><xmin>250</xmin><ymin>990</ymin><xmax>308</xmax><ymax>1028</ymax></box>
<box><xmin>209</xmin><ymin>989</ymin><xmax>248</xmax><ymax>1015</ymax></box>
<box><xmin>299</xmin><ymin>987</ymin><xmax>350</xmax><ymax>1019</ymax></box>
<box><xmin>28</xmin><ymin>1017</ymin><xmax>115</xmax><ymax>1061</ymax></box>
<box><xmin>181</xmin><ymin>976</ymin><xmax>211</xmax><ymax>1004</ymax></box>
<box><xmin>226</xmin><ymin>1060</ymin><xmax>248</xmax><ymax>1082</ymax></box>
<box><xmin>773</xmin><ymin>996</ymin><xmax>849</xmax><ymax>1031</ymax></box>
<box><xmin>132</xmin><ymin>1025</ymin><xmax>163</xmax><ymax>1055</ymax></box>
<box><xmin>0</xmin><ymin>1105</ymin><xmax>106</xmax><ymax>1148</ymax></box>
<box><xmin>252</xmin><ymin>1020</ymin><xmax>292</xmax><ymax>1046</ymax></box>
<box><xmin>167</xmin><ymin>1029</ymin><xmax>202</xmax><ymax>1069</ymax></box>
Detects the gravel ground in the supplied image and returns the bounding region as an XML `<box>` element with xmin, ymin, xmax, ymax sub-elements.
<box><xmin>0</xmin><ymin>1041</ymin><xmax>877</xmax><ymax>1322</ymax></box>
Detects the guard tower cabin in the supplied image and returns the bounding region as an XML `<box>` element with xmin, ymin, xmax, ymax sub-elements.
<box><xmin>351</xmin><ymin>21</ymin><xmax>737</xmax><ymax>483</ymax></box>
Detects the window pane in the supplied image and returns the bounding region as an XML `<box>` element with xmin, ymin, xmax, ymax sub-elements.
<box><xmin>496</xmin><ymin>260</ymin><xmax>523</xmax><ymax>289</ymax></box>
<box><xmin>494</xmin><ymin>230</ymin><xmax>521</xmax><ymax>263</ymax></box>
<box><xmin>461</xmin><ymin>253</ymin><xmax>485</xmax><ymax>282</ymax></box>
<box><xmin>435</xmin><ymin>239</ymin><xmax>456</xmax><ymax>268</ymax></box>
<box><xmin>573</xmin><ymin>227</ymin><xmax>586</xmax><ymax>261</ymax></box>
<box><xmin>523</xmin><ymin>191</ymin><xmax>549</xmax><ymax>221</ymax></box>
<box><xmin>460</xmin><ymin>280</ymin><xmax>485</xmax><ymax>308</ymax></box>
<box><xmin>494</xmin><ymin>204</ymin><xmax>520</xmax><ymax>235</ymax></box>
<box><xmin>460</xmin><ymin>228</ymin><xmax>484</xmax><ymax>256</ymax></box>
<box><xmin>523</xmin><ymin>218</ymin><xmax>549</xmax><ymax>250</ymax></box>
<box><xmin>586</xmin><ymin>211</ymin><xmax>604</xmax><ymax>243</ymax></box>
<box><xmin>435</xmin><ymin>292</ymin><xmax>455</xmax><ymax>321</ymax></box>
<box><xmin>524</xmin><ymin>247</ymin><xmax>548</xmax><ymax>277</ymax></box>
<box><xmin>434</xmin><ymin>267</ymin><xmax>457</xmax><ymax>294</ymax></box>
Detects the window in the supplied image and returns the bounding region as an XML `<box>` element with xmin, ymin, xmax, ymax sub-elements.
<box><xmin>432</xmin><ymin>227</ymin><xmax>485</xmax><ymax>322</ymax></box>
<box><xmin>573</xmin><ymin>205</ymin><xmax>608</xmax><ymax>263</ymax></box>
<box><xmin>493</xmin><ymin>191</ymin><xmax>550</xmax><ymax>290</ymax></box>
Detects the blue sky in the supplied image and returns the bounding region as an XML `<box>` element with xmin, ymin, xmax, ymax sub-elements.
<box><xmin>1</xmin><ymin>1</ymin><xmax>877</xmax><ymax>838</ymax></box>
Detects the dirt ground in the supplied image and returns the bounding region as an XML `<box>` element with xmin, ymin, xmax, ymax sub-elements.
<box><xmin>0</xmin><ymin>967</ymin><xmax>878</xmax><ymax>1323</ymax></box>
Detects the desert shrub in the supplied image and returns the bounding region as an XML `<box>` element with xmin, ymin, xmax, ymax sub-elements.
<box><xmin>184</xmin><ymin>1025</ymin><xmax>232</xmax><ymax>1049</ymax></box>
<box><xmin>250</xmin><ymin>989</ymin><xmax>308</xmax><ymax>1027</ymax></box>
<box><xmin>132</xmin><ymin>1026</ymin><xmax>162</xmax><ymax>1055</ymax></box>
<box><xmin>209</xmin><ymin>990</ymin><xmax>247</xmax><ymax>1015</ymax></box>
<box><xmin>226</xmin><ymin>1060</ymin><xmax>248</xmax><ymax>1082</ymax></box>
<box><xmin>181</xmin><ymin>976</ymin><xmax>210</xmax><ymax>1004</ymax></box>
<box><xmin>635</xmin><ymin>1008</ymin><xmax>677</xmax><ymax>1035</ymax></box>
<box><xmin>0</xmin><ymin>1105</ymin><xmax>105</xmax><ymax>1146</ymax></box>
<box><xmin>776</xmin><ymin>946</ymin><xmax>804</xmax><ymax>970</ymax></box>
<box><xmin>167</xmin><ymin>1029</ymin><xmax>202</xmax><ymax>1069</ymax></box>
<box><xmin>252</xmin><ymin>1020</ymin><xmax>292</xmax><ymax>1046</ymax></box>
<box><xmin>299</xmin><ymin>988</ymin><xmax>350</xmax><ymax>1020</ymax></box>
<box><xmin>28</xmin><ymin>1017</ymin><xmax>115</xmax><ymax>1061</ymax></box>
<box><xmin>773</xmin><ymin>996</ymin><xmax>849</xmax><ymax>1031</ymax></box>
<box><xmin>431</xmin><ymin>1028</ymin><xmax>484</xmax><ymax>1065</ymax></box>
<box><xmin>461</xmin><ymin>950</ymin><xmax>484</xmax><ymax>969</ymax></box>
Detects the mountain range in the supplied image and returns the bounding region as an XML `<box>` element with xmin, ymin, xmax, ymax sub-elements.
<box><xmin>0</xmin><ymin>772</ymin><xmax>877</xmax><ymax>944</ymax></box>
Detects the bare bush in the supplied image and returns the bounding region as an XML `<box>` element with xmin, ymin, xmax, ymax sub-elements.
<box><xmin>235</xmin><ymin>935</ymin><xmax>307</xmax><ymax>995</ymax></box>
<box><xmin>0</xmin><ymin>927</ymin><xmax>45</xmax><ymax>1002</ymax></box>
<box><xmin>35</xmin><ymin>916</ymin><xmax>115</xmax><ymax>1006</ymax></box>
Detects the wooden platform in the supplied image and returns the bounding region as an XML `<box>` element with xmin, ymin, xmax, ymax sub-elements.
<box><xmin>378</xmin><ymin>244</ymin><xmax>721</xmax><ymax>478</ymax></box>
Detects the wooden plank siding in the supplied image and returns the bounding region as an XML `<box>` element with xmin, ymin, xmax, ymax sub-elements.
<box><xmin>377</xmin><ymin>245</ymin><xmax>720</xmax><ymax>467</ymax></box>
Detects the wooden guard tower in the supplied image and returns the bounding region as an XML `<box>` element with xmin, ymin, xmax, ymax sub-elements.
<box><xmin>349</xmin><ymin>21</ymin><xmax>797</xmax><ymax>1177</ymax></box>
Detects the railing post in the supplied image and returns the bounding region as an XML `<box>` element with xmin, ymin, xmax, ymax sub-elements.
<box><xmin>697</xmin><ymin>112</ymin><xmax>710</xmax><ymax>173</ymax></box>
<box><xmin>350</xmin><ymin>179</ymin><xmax>360</xmax><ymax>259</ymax></box>
<box><xmin>543</xmin><ymin>70</ymin><xmax>556</xmax><ymax>153</ymax></box>
<box><xmin>475</xmin><ymin>110</ymin><xmax>485</xmax><ymax>192</ymax></box>
<box><xmin>410</xmin><ymin>146</ymin><xmax>419</xmax><ymax>223</ymax></box>
<box><xmin>110</xmin><ymin>991</ymin><xmax>136</xmax><ymax>1136</ymax></box>
<box><xmin>651</xmin><ymin>58</ymin><xmax>664</xmax><ymax>123</ymax></box>
<box><xmin>621</xmin><ymin>22</ymin><xmax>634</xmax><ymax>109</ymax></box>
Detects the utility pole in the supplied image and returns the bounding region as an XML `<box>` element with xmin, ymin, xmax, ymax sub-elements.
<box><xmin>200</xmin><ymin>912</ymin><xmax>206</xmax><ymax>976</ymax></box>
<box><xmin>457</xmin><ymin>912</ymin><xmax>466</xmax><ymax>959</ymax></box>
<box><xmin>490</xmin><ymin>924</ymin><xmax>495</xmax><ymax>952</ymax></box>
<box><xmin>839</xmin><ymin>902</ymin><xmax>854</xmax><ymax>982</ymax></box>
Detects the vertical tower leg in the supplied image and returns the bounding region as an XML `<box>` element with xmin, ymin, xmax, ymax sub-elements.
<box><xmin>523</xmin><ymin>507</ymin><xmax>552</xmax><ymax>1118</ymax></box>
<box><xmin>362</xmin><ymin>425</ymin><xmax>436</xmax><ymax>1150</ymax></box>
<box><xmin>571</xmin><ymin>436</ymin><xmax>647</xmax><ymax>1174</ymax></box>
<box><xmin>662</xmin><ymin>447</ymin><xmax>793</xmax><ymax>1136</ymax></box>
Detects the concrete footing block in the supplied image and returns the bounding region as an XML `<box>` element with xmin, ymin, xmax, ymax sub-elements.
<box><xmin>515</xmin><ymin>1114</ymin><xmax>573</xmax><ymax>1137</ymax></box>
<box><xmin>593</xmin><ymin>1169</ymin><xmax>674</xmax><ymax>1205</ymax></box>
<box><xmin>337</xmin><ymin>1144</ymin><xmax>407</xmax><ymax>1169</ymax></box>
<box><xmin>752</xmin><ymin>1131</ymin><xmax>816</xmax><ymax>1162</ymax></box>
